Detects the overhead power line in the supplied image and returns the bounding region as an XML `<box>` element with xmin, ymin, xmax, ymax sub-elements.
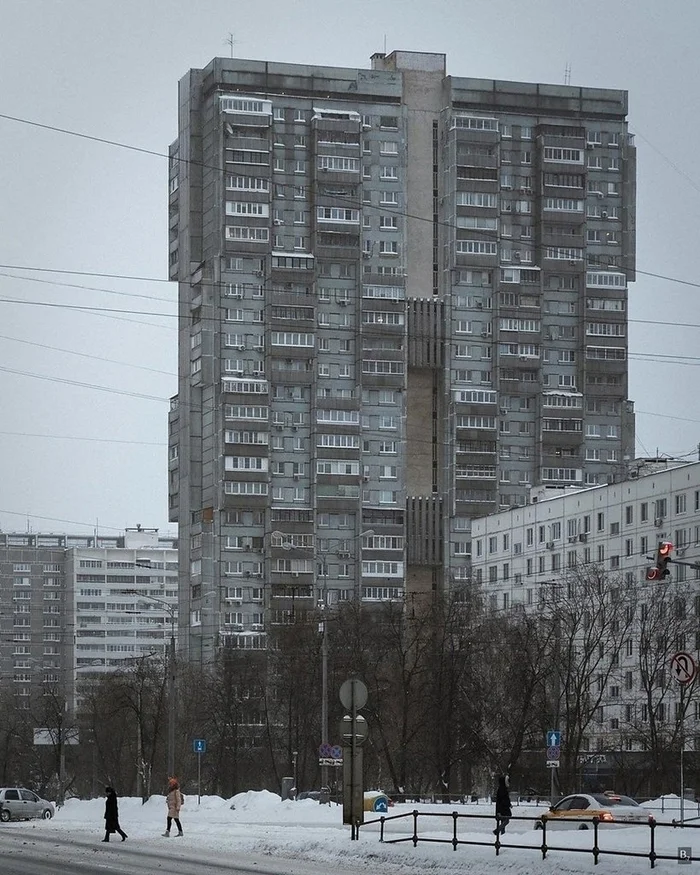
<box><xmin>0</xmin><ymin>110</ymin><xmax>699</xmax><ymax>295</ymax></box>
<box><xmin>0</xmin><ymin>430</ymin><xmax>166</xmax><ymax>447</ymax></box>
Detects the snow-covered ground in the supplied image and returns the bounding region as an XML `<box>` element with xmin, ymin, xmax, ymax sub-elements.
<box><xmin>5</xmin><ymin>790</ymin><xmax>700</xmax><ymax>873</ymax></box>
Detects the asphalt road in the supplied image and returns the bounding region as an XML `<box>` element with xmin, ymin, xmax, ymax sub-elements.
<box><xmin>0</xmin><ymin>827</ymin><xmax>361</xmax><ymax>875</ymax></box>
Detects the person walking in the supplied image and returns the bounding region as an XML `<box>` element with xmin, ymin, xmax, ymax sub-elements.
<box><xmin>102</xmin><ymin>786</ymin><xmax>127</xmax><ymax>842</ymax></box>
<box><xmin>493</xmin><ymin>775</ymin><xmax>512</xmax><ymax>835</ymax></box>
<box><xmin>163</xmin><ymin>777</ymin><xmax>184</xmax><ymax>837</ymax></box>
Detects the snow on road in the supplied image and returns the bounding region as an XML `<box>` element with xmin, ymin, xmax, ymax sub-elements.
<box><xmin>1</xmin><ymin>790</ymin><xmax>697</xmax><ymax>874</ymax></box>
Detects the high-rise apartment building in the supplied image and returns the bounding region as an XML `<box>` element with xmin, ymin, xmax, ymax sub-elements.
<box><xmin>168</xmin><ymin>50</ymin><xmax>636</xmax><ymax>662</ymax></box>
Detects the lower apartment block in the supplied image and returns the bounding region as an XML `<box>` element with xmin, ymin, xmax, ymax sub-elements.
<box><xmin>470</xmin><ymin>459</ymin><xmax>700</xmax><ymax>777</ymax></box>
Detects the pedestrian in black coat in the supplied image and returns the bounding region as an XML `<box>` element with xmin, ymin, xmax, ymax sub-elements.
<box><xmin>102</xmin><ymin>786</ymin><xmax>127</xmax><ymax>842</ymax></box>
<box><xmin>494</xmin><ymin>775</ymin><xmax>512</xmax><ymax>835</ymax></box>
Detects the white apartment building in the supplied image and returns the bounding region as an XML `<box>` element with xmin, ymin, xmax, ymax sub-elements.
<box><xmin>471</xmin><ymin>460</ymin><xmax>700</xmax><ymax>768</ymax></box>
<box><xmin>66</xmin><ymin>529</ymin><xmax>178</xmax><ymax>712</ymax></box>
<box><xmin>0</xmin><ymin>528</ymin><xmax>178</xmax><ymax>715</ymax></box>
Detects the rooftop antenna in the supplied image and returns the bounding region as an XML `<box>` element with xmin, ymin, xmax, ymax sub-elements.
<box><xmin>564</xmin><ymin>63</ymin><xmax>571</xmax><ymax>86</ymax></box>
<box><xmin>225</xmin><ymin>32</ymin><xmax>243</xmax><ymax>59</ymax></box>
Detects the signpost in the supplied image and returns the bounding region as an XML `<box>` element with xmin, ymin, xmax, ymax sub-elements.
<box><xmin>339</xmin><ymin>678</ymin><xmax>368</xmax><ymax>838</ymax></box>
<box><xmin>546</xmin><ymin>730</ymin><xmax>561</xmax><ymax>801</ymax></box>
<box><xmin>193</xmin><ymin>738</ymin><xmax>206</xmax><ymax>804</ymax></box>
<box><xmin>670</xmin><ymin>653</ymin><xmax>696</xmax><ymax>825</ymax></box>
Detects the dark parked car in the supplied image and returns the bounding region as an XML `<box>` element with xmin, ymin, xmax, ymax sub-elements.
<box><xmin>0</xmin><ymin>788</ymin><xmax>55</xmax><ymax>821</ymax></box>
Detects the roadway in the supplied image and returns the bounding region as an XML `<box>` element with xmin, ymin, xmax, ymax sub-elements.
<box><xmin>0</xmin><ymin>826</ymin><xmax>366</xmax><ymax>875</ymax></box>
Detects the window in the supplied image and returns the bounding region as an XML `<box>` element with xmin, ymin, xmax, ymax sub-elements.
<box><xmin>318</xmin><ymin>156</ymin><xmax>359</xmax><ymax>172</ymax></box>
<box><xmin>543</xmin><ymin>147</ymin><xmax>583</xmax><ymax>163</ymax></box>
<box><xmin>317</xmin><ymin>207</ymin><xmax>360</xmax><ymax>223</ymax></box>
<box><xmin>225</xmin><ymin>226</ymin><xmax>269</xmax><ymax>242</ymax></box>
<box><xmin>456</xmin><ymin>241</ymin><xmax>497</xmax><ymax>255</ymax></box>
<box><xmin>451</xmin><ymin>116</ymin><xmax>498</xmax><ymax>132</ymax></box>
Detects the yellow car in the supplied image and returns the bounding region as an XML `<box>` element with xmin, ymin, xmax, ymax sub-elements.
<box><xmin>535</xmin><ymin>793</ymin><xmax>653</xmax><ymax>830</ymax></box>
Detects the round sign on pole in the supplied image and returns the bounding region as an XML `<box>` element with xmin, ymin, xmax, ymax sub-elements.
<box><xmin>339</xmin><ymin>678</ymin><xmax>368</xmax><ymax>710</ymax></box>
<box><xmin>340</xmin><ymin>714</ymin><xmax>368</xmax><ymax>744</ymax></box>
<box><xmin>671</xmin><ymin>651</ymin><xmax>696</xmax><ymax>684</ymax></box>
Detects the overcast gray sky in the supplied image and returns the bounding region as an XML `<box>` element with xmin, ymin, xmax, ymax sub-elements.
<box><xmin>0</xmin><ymin>0</ymin><xmax>697</xmax><ymax>536</ymax></box>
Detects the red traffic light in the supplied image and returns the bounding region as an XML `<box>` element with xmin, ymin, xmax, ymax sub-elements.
<box><xmin>648</xmin><ymin>541</ymin><xmax>674</xmax><ymax>581</ymax></box>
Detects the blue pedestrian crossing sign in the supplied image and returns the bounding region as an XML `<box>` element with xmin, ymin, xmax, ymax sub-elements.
<box><xmin>547</xmin><ymin>730</ymin><xmax>561</xmax><ymax>747</ymax></box>
<box><xmin>193</xmin><ymin>738</ymin><xmax>207</xmax><ymax>754</ymax></box>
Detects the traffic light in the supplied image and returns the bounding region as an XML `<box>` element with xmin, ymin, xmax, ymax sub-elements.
<box><xmin>645</xmin><ymin>541</ymin><xmax>673</xmax><ymax>581</ymax></box>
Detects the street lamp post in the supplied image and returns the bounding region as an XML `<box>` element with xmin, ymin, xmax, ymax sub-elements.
<box><xmin>319</xmin><ymin>561</ymin><xmax>330</xmax><ymax>792</ymax></box>
<box><xmin>272</xmin><ymin>529</ymin><xmax>373</xmax><ymax>793</ymax></box>
<box><xmin>128</xmin><ymin>588</ymin><xmax>177</xmax><ymax>778</ymax></box>
<box><xmin>167</xmin><ymin>613</ymin><xmax>176</xmax><ymax>778</ymax></box>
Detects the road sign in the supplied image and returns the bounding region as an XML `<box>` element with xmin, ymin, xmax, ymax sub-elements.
<box><xmin>193</xmin><ymin>738</ymin><xmax>207</xmax><ymax>754</ymax></box>
<box><xmin>340</xmin><ymin>714</ymin><xmax>368</xmax><ymax>745</ymax></box>
<box><xmin>546</xmin><ymin>745</ymin><xmax>561</xmax><ymax>761</ymax></box>
<box><xmin>318</xmin><ymin>757</ymin><xmax>343</xmax><ymax>767</ymax></box>
<box><xmin>319</xmin><ymin>742</ymin><xmax>332</xmax><ymax>757</ymax></box>
<box><xmin>330</xmin><ymin>745</ymin><xmax>342</xmax><ymax>759</ymax></box>
<box><xmin>339</xmin><ymin>678</ymin><xmax>368</xmax><ymax>710</ymax></box>
<box><xmin>546</xmin><ymin>761</ymin><xmax>560</xmax><ymax>769</ymax></box>
<box><xmin>671</xmin><ymin>652</ymin><xmax>696</xmax><ymax>684</ymax></box>
<box><xmin>547</xmin><ymin>730</ymin><xmax>561</xmax><ymax>747</ymax></box>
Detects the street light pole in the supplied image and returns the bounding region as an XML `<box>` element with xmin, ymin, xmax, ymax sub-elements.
<box><xmin>167</xmin><ymin>612</ymin><xmax>176</xmax><ymax>778</ymax></box>
<box><xmin>319</xmin><ymin>554</ymin><xmax>330</xmax><ymax>792</ymax></box>
<box><xmin>128</xmin><ymin>586</ymin><xmax>177</xmax><ymax>779</ymax></box>
<box><xmin>271</xmin><ymin>529</ymin><xmax>373</xmax><ymax>795</ymax></box>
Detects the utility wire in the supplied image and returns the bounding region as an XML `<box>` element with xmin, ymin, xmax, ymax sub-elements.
<box><xmin>1</xmin><ymin>111</ymin><xmax>697</xmax><ymax>458</ymax></box>
<box><xmin>0</xmin><ymin>278</ymin><xmax>698</xmax><ymax>336</ymax></box>
<box><xmin>0</xmin><ymin>508</ymin><xmax>145</xmax><ymax>533</ymax></box>
<box><xmin>0</xmin><ymin>334</ymin><xmax>174</xmax><ymax>376</ymax></box>
<box><xmin>0</xmin><ymin>430</ymin><xmax>166</xmax><ymax>446</ymax></box>
<box><xmin>0</xmin><ymin>110</ymin><xmax>699</xmax><ymax>295</ymax></box>
<box><xmin>0</xmin><ymin>270</ymin><xmax>175</xmax><ymax>303</ymax></box>
<box><xmin>0</xmin><ymin>365</ymin><xmax>168</xmax><ymax>402</ymax></box>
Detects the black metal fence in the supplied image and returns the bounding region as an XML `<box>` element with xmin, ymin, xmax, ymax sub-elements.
<box><xmin>358</xmin><ymin>808</ymin><xmax>700</xmax><ymax>869</ymax></box>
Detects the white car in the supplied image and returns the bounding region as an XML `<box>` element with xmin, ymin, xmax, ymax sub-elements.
<box><xmin>535</xmin><ymin>792</ymin><xmax>653</xmax><ymax>830</ymax></box>
<box><xmin>0</xmin><ymin>788</ymin><xmax>55</xmax><ymax>821</ymax></box>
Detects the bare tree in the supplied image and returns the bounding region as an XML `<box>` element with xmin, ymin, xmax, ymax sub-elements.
<box><xmin>330</xmin><ymin>599</ymin><xmax>434</xmax><ymax>796</ymax></box>
<box><xmin>621</xmin><ymin>579</ymin><xmax>698</xmax><ymax>795</ymax></box>
<box><xmin>474</xmin><ymin>607</ymin><xmax>557</xmax><ymax>784</ymax></box>
<box><xmin>541</xmin><ymin>564</ymin><xmax>635</xmax><ymax>794</ymax></box>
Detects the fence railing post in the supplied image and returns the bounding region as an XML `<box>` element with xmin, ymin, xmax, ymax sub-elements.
<box><xmin>592</xmin><ymin>816</ymin><xmax>600</xmax><ymax>865</ymax></box>
<box><xmin>452</xmin><ymin>811</ymin><xmax>458</xmax><ymax>851</ymax></box>
<box><xmin>412</xmin><ymin>809</ymin><xmax>419</xmax><ymax>847</ymax></box>
<box><xmin>540</xmin><ymin>816</ymin><xmax>548</xmax><ymax>860</ymax></box>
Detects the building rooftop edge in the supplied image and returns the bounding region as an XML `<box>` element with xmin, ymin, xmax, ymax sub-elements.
<box><xmin>190</xmin><ymin>51</ymin><xmax>628</xmax><ymax>104</ymax></box>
